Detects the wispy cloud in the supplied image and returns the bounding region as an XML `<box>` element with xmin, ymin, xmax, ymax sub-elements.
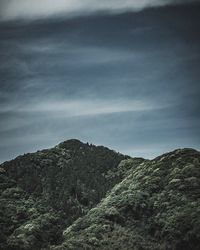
<box><xmin>0</xmin><ymin>0</ymin><xmax>198</xmax><ymax>21</ymax></box>
<box><xmin>0</xmin><ymin>99</ymin><xmax>166</xmax><ymax>117</ymax></box>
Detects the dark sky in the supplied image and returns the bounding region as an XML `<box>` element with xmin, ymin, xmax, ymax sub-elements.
<box><xmin>0</xmin><ymin>1</ymin><xmax>200</xmax><ymax>162</ymax></box>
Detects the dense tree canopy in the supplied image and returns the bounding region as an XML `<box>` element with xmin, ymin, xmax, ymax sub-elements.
<box><xmin>0</xmin><ymin>141</ymin><xmax>199</xmax><ymax>250</ymax></box>
<box><xmin>0</xmin><ymin>140</ymin><xmax>129</xmax><ymax>249</ymax></box>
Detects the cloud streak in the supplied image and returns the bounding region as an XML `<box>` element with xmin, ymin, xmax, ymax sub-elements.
<box><xmin>0</xmin><ymin>99</ymin><xmax>165</xmax><ymax>117</ymax></box>
<box><xmin>0</xmin><ymin>0</ymin><xmax>198</xmax><ymax>21</ymax></box>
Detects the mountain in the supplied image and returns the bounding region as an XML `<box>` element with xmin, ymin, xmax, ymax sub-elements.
<box><xmin>0</xmin><ymin>141</ymin><xmax>200</xmax><ymax>250</ymax></box>
<box><xmin>0</xmin><ymin>139</ymin><xmax>132</xmax><ymax>250</ymax></box>
<box><xmin>53</xmin><ymin>148</ymin><xmax>200</xmax><ymax>250</ymax></box>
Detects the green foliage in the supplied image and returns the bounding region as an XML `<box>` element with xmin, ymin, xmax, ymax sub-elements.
<box><xmin>53</xmin><ymin>148</ymin><xmax>200</xmax><ymax>250</ymax></box>
<box><xmin>0</xmin><ymin>139</ymin><xmax>128</xmax><ymax>249</ymax></box>
<box><xmin>1</xmin><ymin>143</ymin><xmax>200</xmax><ymax>250</ymax></box>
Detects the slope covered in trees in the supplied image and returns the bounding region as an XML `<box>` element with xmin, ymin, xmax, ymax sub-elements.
<box><xmin>0</xmin><ymin>141</ymin><xmax>200</xmax><ymax>250</ymax></box>
<box><xmin>53</xmin><ymin>148</ymin><xmax>200</xmax><ymax>250</ymax></box>
<box><xmin>0</xmin><ymin>139</ymin><xmax>132</xmax><ymax>249</ymax></box>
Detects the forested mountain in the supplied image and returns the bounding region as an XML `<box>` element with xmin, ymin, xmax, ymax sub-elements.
<box><xmin>0</xmin><ymin>141</ymin><xmax>200</xmax><ymax>250</ymax></box>
<box><xmin>0</xmin><ymin>139</ymin><xmax>131</xmax><ymax>249</ymax></box>
<box><xmin>53</xmin><ymin>148</ymin><xmax>200</xmax><ymax>250</ymax></box>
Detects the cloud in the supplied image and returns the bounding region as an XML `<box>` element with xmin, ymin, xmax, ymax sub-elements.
<box><xmin>0</xmin><ymin>0</ymin><xmax>198</xmax><ymax>21</ymax></box>
<box><xmin>0</xmin><ymin>98</ymin><xmax>166</xmax><ymax>117</ymax></box>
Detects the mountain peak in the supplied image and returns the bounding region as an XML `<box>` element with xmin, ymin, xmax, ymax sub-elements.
<box><xmin>56</xmin><ymin>139</ymin><xmax>85</xmax><ymax>149</ymax></box>
<box><xmin>154</xmin><ymin>147</ymin><xmax>200</xmax><ymax>162</ymax></box>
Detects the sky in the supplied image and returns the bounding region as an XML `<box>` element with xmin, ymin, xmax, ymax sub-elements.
<box><xmin>0</xmin><ymin>1</ymin><xmax>200</xmax><ymax>162</ymax></box>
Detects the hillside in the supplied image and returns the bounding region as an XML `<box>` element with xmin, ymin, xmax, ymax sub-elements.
<box><xmin>0</xmin><ymin>141</ymin><xmax>200</xmax><ymax>250</ymax></box>
<box><xmin>53</xmin><ymin>148</ymin><xmax>200</xmax><ymax>250</ymax></box>
<box><xmin>0</xmin><ymin>140</ymin><xmax>132</xmax><ymax>249</ymax></box>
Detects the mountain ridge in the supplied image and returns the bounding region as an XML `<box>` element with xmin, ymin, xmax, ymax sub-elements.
<box><xmin>52</xmin><ymin>147</ymin><xmax>200</xmax><ymax>250</ymax></box>
<box><xmin>0</xmin><ymin>140</ymin><xmax>131</xmax><ymax>249</ymax></box>
<box><xmin>0</xmin><ymin>140</ymin><xmax>200</xmax><ymax>250</ymax></box>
